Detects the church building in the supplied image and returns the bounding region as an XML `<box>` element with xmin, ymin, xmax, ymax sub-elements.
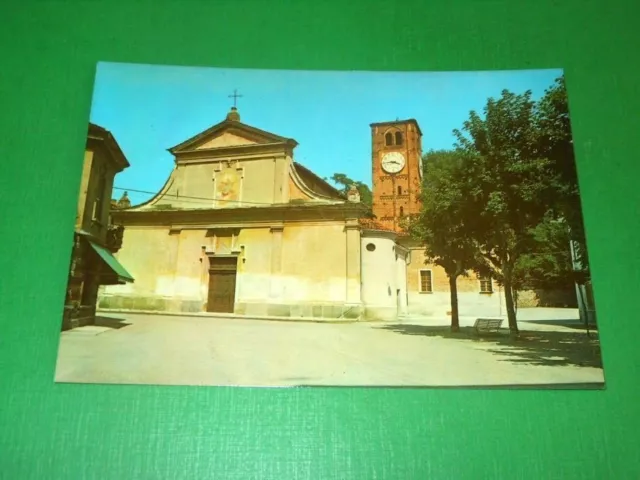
<box><xmin>99</xmin><ymin>100</ymin><xmax>571</xmax><ymax>322</ymax></box>
<box><xmin>99</xmin><ymin>107</ymin><xmax>410</xmax><ymax>321</ymax></box>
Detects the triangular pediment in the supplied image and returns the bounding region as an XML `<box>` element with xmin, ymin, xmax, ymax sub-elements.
<box><xmin>169</xmin><ymin>116</ymin><xmax>297</xmax><ymax>154</ymax></box>
<box><xmin>195</xmin><ymin>131</ymin><xmax>259</xmax><ymax>150</ymax></box>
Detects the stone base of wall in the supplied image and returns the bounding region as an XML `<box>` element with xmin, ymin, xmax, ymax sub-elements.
<box><xmin>61</xmin><ymin>306</ymin><xmax>96</xmax><ymax>331</ymax></box>
<box><xmin>363</xmin><ymin>306</ymin><xmax>398</xmax><ymax>321</ymax></box>
<box><xmin>99</xmin><ymin>295</ymin><xmax>365</xmax><ymax>320</ymax></box>
<box><xmin>99</xmin><ymin>295</ymin><xmax>203</xmax><ymax>313</ymax></box>
<box><xmin>230</xmin><ymin>301</ymin><xmax>364</xmax><ymax>320</ymax></box>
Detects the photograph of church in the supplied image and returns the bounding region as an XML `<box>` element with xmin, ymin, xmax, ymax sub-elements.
<box><xmin>55</xmin><ymin>63</ymin><xmax>604</xmax><ymax>389</ymax></box>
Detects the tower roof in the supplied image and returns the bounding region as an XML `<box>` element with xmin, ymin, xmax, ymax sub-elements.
<box><xmin>370</xmin><ymin>118</ymin><xmax>422</xmax><ymax>136</ymax></box>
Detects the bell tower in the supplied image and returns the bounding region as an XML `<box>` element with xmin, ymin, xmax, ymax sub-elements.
<box><xmin>370</xmin><ymin>118</ymin><xmax>423</xmax><ymax>232</ymax></box>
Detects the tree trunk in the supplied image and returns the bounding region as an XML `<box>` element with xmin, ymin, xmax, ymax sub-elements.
<box><xmin>449</xmin><ymin>275</ymin><xmax>460</xmax><ymax>332</ymax></box>
<box><xmin>502</xmin><ymin>275</ymin><xmax>519</xmax><ymax>335</ymax></box>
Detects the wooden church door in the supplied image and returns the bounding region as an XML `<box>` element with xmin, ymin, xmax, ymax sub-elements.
<box><xmin>207</xmin><ymin>256</ymin><xmax>238</xmax><ymax>313</ymax></box>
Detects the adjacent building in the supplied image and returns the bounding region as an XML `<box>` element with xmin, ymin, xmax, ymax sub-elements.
<box><xmin>369</xmin><ymin>118</ymin><xmax>575</xmax><ymax>318</ymax></box>
<box><xmin>62</xmin><ymin>123</ymin><xmax>134</xmax><ymax>330</ymax></box>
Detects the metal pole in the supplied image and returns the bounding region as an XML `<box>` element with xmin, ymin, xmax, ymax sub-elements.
<box><xmin>568</xmin><ymin>230</ymin><xmax>588</xmax><ymax>332</ymax></box>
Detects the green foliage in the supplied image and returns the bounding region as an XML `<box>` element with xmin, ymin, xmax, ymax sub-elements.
<box><xmin>535</xmin><ymin>76</ymin><xmax>589</xmax><ymax>271</ymax></box>
<box><xmin>407</xmin><ymin>149</ymin><xmax>480</xmax><ymax>331</ymax></box>
<box><xmin>408</xmin><ymin>149</ymin><xmax>477</xmax><ymax>278</ymax></box>
<box><xmin>512</xmin><ymin>216</ymin><xmax>576</xmax><ymax>292</ymax></box>
<box><xmin>453</xmin><ymin>88</ymin><xmax>564</xmax><ymax>333</ymax></box>
<box><xmin>328</xmin><ymin>173</ymin><xmax>375</xmax><ymax>218</ymax></box>
<box><xmin>409</xmin><ymin>74</ymin><xmax>587</xmax><ymax>333</ymax></box>
<box><xmin>328</xmin><ymin>173</ymin><xmax>373</xmax><ymax>207</ymax></box>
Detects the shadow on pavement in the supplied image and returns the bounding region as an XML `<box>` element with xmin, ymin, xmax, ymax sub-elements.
<box><xmin>379</xmin><ymin>324</ymin><xmax>603</xmax><ymax>369</ymax></box>
<box><xmin>94</xmin><ymin>316</ymin><xmax>132</xmax><ymax>330</ymax></box>
<box><xmin>522</xmin><ymin>319</ymin><xmax>597</xmax><ymax>331</ymax></box>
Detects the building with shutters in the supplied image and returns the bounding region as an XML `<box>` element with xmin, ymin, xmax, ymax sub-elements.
<box><xmin>62</xmin><ymin>123</ymin><xmax>134</xmax><ymax>330</ymax></box>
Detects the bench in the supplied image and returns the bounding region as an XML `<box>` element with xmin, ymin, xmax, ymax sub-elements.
<box><xmin>474</xmin><ymin>318</ymin><xmax>503</xmax><ymax>334</ymax></box>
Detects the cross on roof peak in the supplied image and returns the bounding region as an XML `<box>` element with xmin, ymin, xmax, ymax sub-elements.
<box><xmin>228</xmin><ymin>89</ymin><xmax>243</xmax><ymax>108</ymax></box>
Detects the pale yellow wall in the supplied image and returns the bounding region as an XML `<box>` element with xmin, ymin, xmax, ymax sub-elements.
<box><xmin>235</xmin><ymin>228</ymin><xmax>273</xmax><ymax>302</ymax></box>
<box><xmin>76</xmin><ymin>147</ymin><xmax>118</xmax><ymax>242</ymax></box>
<box><xmin>280</xmin><ymin>155</ymin><xmax>292</xmax><ymax>201</ymax></box>
<box><xmin>147</xmin><ymin>155</ymin><xmax>293</xmax><ymax>210</ymax></box>
<box><xmin>105</xmin><ymin>222</ymin><xmax>353</xmax><ymax>308</ymax></box>
<box><xmin>288</xmin><ymin>174</ymin><xmax>309</xmax><ymax>200</ymax></box>
<box><xmin>75</xmin><ymin>149</ymin><xmax>93</xmax><ymax>229</ymax></box>
<box><xmin>407</xmin><ymin>247</ymin><xmax>485</xmax><ymax>293</ymax></box>
<box><xmin>149</xmin><ymin>164</ymin><xmax>212</xmax><ymax>210</ymax></box>
<box><xmin>280</xmin><ymin>223</ymin><xmax>348</xmax><ymax>302</ymax></box>
<box><xmin>173</xmin><ymin>229</ymin><xmax>210</xmax><ymax>300</ymax></box>
<box><xmin>104</xmin><ymin>227</ymin><xmax>179</xmax><ymax>297</ymax></box>
<box><xmin>241</xmin><ymin>158</ymin><xmax>276</xmax><ymax>205</ymax></box>
<box><xmin>406</xmin><ymin>246</ymin><xmax>507</xmax><ymax>317</ymax></box>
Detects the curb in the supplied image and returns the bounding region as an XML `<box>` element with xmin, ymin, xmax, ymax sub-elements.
<box><xmin>96</xmin><ymin>308</ymin><xmax>378</xmax><ymax>325</ymax></box>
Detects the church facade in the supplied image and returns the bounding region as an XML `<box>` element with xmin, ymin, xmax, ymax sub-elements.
<box><xmin>99</xmin><ymin>107</ymin><xmax>409</xmax><ymax>321</ymax></box>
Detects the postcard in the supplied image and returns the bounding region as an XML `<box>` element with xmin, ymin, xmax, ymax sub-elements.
<box><xmin>54</xmin><ymin>62</ymin><xmax>604</xmax><ymax>388</ymax></box>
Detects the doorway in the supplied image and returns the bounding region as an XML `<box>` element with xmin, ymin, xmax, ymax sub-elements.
<box><xmin>206</xmin><ymin>255</ymin><xmax>238</xmax><ymax>313</ymax></box>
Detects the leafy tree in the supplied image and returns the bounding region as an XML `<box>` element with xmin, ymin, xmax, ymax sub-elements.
<box><xmin>535</xmin><ymin>75</ymin><xmax>590</xmax><ymax>277</ymax></box>
<box><xmin>328</xmin><ymin>173</ymin><xmax>373</xmax><ymax>206</ymax></box>
<box><xmin>407</xmin><ymin>150</ymin><xmax>478</xmax><ymax>332</ymax></box>
<box><xmin>511</xmin><ymin>215</ymin><xmax>576</xmax><ymax>293</ymax></box>
<box><xmin>454</xmin><ymin>89</ymin><xmax>561</xmax><ymax>335</ymax></box>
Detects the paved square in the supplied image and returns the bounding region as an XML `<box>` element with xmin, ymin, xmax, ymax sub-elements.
<box><xmin>54</xmin><ymin>311</ymin><xmax>604</xmax><ymax>388</ymax></box>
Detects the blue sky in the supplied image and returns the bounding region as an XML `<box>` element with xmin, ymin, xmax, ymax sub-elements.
<box><xmin>90</xmin><ymin>62</ymin><xmax>563</xmax><ymax>205</ymax></box>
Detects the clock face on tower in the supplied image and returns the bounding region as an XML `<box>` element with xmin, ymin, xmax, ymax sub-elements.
<box><xmin>381</xmin><ymin>152</ymin><xmax>406</xmax><ymax>174</ymax></box>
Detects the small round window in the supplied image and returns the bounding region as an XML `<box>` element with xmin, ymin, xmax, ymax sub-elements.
<box><xmin>366</xmin><ymin>243</ymin><xmax>376</xmax><ymax>252</ymax></box>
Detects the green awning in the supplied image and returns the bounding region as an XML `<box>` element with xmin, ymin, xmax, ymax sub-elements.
<box><xmin>88</xmin><ymin>241</ymin><xmax>135</xmax><ymax>284</ymax></box>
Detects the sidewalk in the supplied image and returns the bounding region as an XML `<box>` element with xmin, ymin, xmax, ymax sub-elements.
<box><xmin>97</xmin><ymin>307</ymin><xmax>589</xmax><ymax>333</ymax></box>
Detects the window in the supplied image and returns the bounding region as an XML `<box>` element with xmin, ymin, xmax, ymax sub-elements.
<box><xmin>399</xmin><ymin>206</ymin><xmax>404</xmax><ymax>217</ymax></box>
<box><xmin>397</xmin><ymin>186</ymin><xmax>402</xmax><ymax>195</ymax></box>
<box><xmin>419</xmin><ymin>270</ymin><xmax>433</xmax><ymax>293</ymax></box>
<box><xmin>385</xmin><ymin>132</ymin><xmax>393</xmax><ymax>146</ymax></box>
<box><xmin>395</xmin><ymin>131</ymin><xmax>403</xmax><ymax>145</ymax></box>
<box><xmin>479</xmin><ymin>276</ymin><xmax>493</xmax><ymax>293</ymax></box>
<box><xmin>366</xmin><ymin>243</ymin><xmax>376</xmax><ymax>252</ymax></box>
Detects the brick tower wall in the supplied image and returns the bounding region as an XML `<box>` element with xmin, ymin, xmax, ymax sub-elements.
<box><xmin>370</xmin><ymin>121</ymin><xmax>422</xmax><ymax>233</ymax></box>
